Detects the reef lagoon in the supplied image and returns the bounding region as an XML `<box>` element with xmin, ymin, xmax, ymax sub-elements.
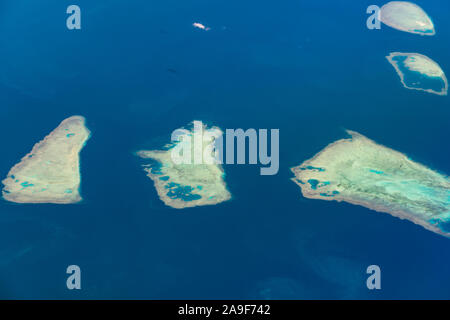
<box><xmin>387</xmin><ymin>52</ymin><xmax>448</xmax><ymax>95</ymax></box>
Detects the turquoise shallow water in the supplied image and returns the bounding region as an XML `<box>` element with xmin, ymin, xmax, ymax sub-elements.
<box><xmin>0</xmin><ymin>0</ymin><xmax>449</xmax><ymax>299</ymax></box>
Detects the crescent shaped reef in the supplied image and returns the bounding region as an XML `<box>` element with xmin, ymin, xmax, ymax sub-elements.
<box><xmin>291</xmin><ymin>130</ymin><xmax>450</xmax><ymax>237</ymax></box>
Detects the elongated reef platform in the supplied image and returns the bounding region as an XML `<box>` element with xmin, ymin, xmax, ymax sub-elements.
<box><xmin>2</xmin><ymin>116</ymin><xmax>91</xmax><ymax>204</ymax></box>
<box><xmin>387</xmin><ymin>52</ymin><xmax>448</xmax><ymax>96</ymax></box>
<box><xmin>291</xmin><ymin>130</ymin><xmax>450</xmax><ymax>237</ymax></box>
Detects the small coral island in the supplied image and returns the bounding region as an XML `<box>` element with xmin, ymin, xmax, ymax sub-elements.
<box><xmin>2</xmin><ymin>116</ymin><xmax>91</xmax><ymax>204</ymax></box>
<box><xmin>380</xmin><ymin>1</ymin><xmax>435</xmax><ymax>35</ymax></box>
<box><xmin>387</xmin><ymin>52</ymin><xmax>448</xmax><ymax>96</ymax></box>
<box><xmin>136</xmin><ymin>121</ymin><xmax>231</xmax><ymax>209</ymax></box>
<box><xmin>291</xmin><ymin>130</ymin><xmax>450</xmax><ymax>237</ymax></box>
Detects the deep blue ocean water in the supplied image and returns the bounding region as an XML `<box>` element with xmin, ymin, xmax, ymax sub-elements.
<box><xmin>0</xmin><ymin>0</ymin><xmax>449</xmax><ymax>299</ymax></box>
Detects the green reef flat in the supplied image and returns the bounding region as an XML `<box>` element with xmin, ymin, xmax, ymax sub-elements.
<box><xmin>2</xmin><ymin>116</ymin><xmax>91</xmax><ymax>204</ymax></box>
<box><xmin>387</xmin><ymin>52</ymin><xmax>448</xmax><ymax>96</ymax></box>
<box><xmin>136</xmin><ymin>121</ymin><xmax>231</xmax><ymax>209</ymax></box>
<box><xmin>380</xmin><ymin>1</ymin><xmax>435</xmax><ymax>36</ymax></box>
<box><xmin>291</xmin><ymin>130</ymin><xmax>450</xmax><ymax>237</ymax></box>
